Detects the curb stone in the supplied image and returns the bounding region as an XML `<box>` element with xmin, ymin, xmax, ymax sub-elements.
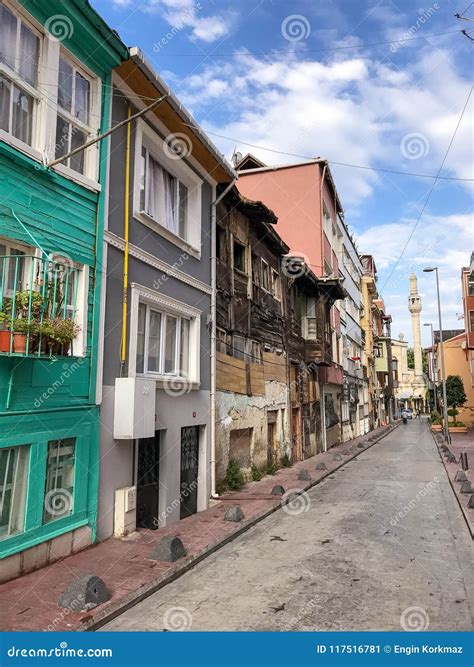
<box><xmin>85</xmin><ymin>422</ymin><xmax>400</xmax><ymax>631</ymax></box>
<box><xmin>431</xmin><ymin>431</ymin><xmax>473</xmax><ymax>540</ymax></box>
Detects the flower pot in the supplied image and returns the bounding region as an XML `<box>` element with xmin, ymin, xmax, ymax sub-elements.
<box><xmin>431</xmin><ymin>424</ymin><xmax>442</xmax><ymax>432</ymax></box>
<box><xmin>13</xmin><ymin>333</ymin><xmax>28</xmax><ymax>354</ymax></box>
<box><xmin>0</xmin><ymin>330</ymin><xmax>12</xmax><ymax>353</ymax></box>
<box><xmin>449</xmin><ymin>426</ymin><xmax>468</xmax><ymax>433</ymax></box>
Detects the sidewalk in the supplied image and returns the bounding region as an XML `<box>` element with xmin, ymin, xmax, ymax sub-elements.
<box><xmin>0</xmin><ymin>423</ymin><xmax>397</xmax><ymax>632</ymax></box>
<box><xmin>433</xmin><ymin>429</ymin><xmax>474</xmax><ymax>537</ymax></box>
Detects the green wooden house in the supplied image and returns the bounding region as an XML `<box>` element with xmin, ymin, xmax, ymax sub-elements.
<box><xmin>0</xmin><ymin>0</ymin><xmax>127</xmax><ymax>580</ymax></box>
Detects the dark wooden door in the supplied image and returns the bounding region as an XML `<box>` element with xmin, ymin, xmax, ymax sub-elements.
<box><xmin>180</xmin><ymin>426</ymin><xmax>199</xmax><ymax>519</ymax></box>
<box><xmin>136</xmin><ymin>433</ymin><xmax>160</xmax><ymax>530</ymax></box>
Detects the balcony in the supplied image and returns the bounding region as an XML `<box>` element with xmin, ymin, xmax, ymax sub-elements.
<box><xmin>0</xmin><ymin>254</ymin><xmax>82</xmax><ymax>357</ymax></box>
<box><xmin>305</xmin><ymin>328</ymin><xmax>332</xmax><ymax>366</ymax></box>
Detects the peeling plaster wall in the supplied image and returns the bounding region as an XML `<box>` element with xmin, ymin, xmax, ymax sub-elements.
<box><xmin>216</xmin><ymin>381</ymin><xmax>291</xmax><ymax>482</ymax></box>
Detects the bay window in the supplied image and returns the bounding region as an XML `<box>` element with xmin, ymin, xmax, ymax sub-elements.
<box><xmin>0</xmin><ymin>2</ymin><xmax>39</xmax><ymax>147</ymax></box>
<box><xmin>0</xmin><ymin>444</ymin><xmax>29</xmax><ymax>540</ymax></box>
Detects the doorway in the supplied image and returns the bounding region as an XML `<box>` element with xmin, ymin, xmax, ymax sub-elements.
<box><xmin>267</xmin><ymin>411</ymin><xmax>278</xmax><ymax>466</ymax></box>
<box><xmin>136</xmin><ymin>432</ymin><xmax>161</xmax><ymax>530</ymax></box>
<box><xmin>180</xmin><ymin>426</ymin><xmax>199</xmax><ymax>519</ymax></box>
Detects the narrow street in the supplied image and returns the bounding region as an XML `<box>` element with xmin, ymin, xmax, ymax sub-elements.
<box><xmin>103</xmin><ymin>420</ymin><xmax>474</xmax><ymax>632</ymax></box>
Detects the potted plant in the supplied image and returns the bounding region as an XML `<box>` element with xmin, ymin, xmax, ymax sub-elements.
<box><xmin>0</xmin><ymin>311</ymin><xmax>12</xmax><ymax>353</ymax></box>
<box><xmin>12</xmin><ymin>317</ymin><xmax>31</xmax><ymax>353</ymax></box>
<box><xmin>48</xmin><ymin>317</ymin><xmax>80</xmax><ymax>355</ymax></box>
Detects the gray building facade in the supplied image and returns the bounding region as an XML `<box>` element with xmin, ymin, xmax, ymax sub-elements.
<box><xmin>97</xmin><ymin>52</ymin><xmax>235</xmax><ymax>540</ymax></box>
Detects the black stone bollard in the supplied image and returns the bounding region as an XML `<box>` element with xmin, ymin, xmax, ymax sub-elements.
<box><xmin>298</xmin><ymin>469</ymin><xmax>311</xmax><ymax>481</ymax></box>
<box><xmin>150</xmin><ymin>536</ymin><xmax>187</xmax><ymax>562</ymax></box>
<box><xmin>271</xmin><ymin>485</ymin><xmax>285</xmax><ymax>495</ymax></box>
<box><xmin>468</xmin><ymin>494</ymin><xmax>474</xmax><ymax>509</ymax></box>
<box><xmin>454</xmin><ymin>470</ymin><xmax>468</xmax><ymax>483</ymax></box>
<box><xmin>224</xmin><ymin>506</ymin><xmax>245</xmax><ymax>522</ymax></box>
<box><xmin>315</xmin><ymin>462</ymin><xmax>327</xmax><ymax>471</ymax></box>
<box><xmin>460</xmin><ymin>481</ymin><xmax>473</xmax><ymax>494</ymax></box>
<box><xmin>58</xmin><ymin>574</ymin><xmax>110</xmax><ymax>610</ymax></box>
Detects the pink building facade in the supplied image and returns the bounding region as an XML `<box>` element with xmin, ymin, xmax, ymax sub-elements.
<box><xmin>237</xmin><ymin>157</ymin><xmax>345</xmax><ymax>448</ymax></box>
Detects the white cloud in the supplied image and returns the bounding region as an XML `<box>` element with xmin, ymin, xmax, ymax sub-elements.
<box><xmin>356</xmin><ymin>212</ymin><xmax>473</xmax><ymax>345</ymax></box>
<box><xmin>113</xmin><ymin>0</ymin><xmax>233</xmax><ymax>43</ymax></box>
<box><xmin>176</xmin><ymin>47</ymin><xmax>472</xmax><ymax>210</ymax></box>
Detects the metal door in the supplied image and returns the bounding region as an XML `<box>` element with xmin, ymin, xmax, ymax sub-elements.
<box><xmin>180</xmin><ymin>426</ymin><xmax>199</xmax><ymax>519</ymax></box>
<box><xmin>136</xmin><ymin>432</ymin><xmax>160</xmax><ymax>530</ymax></box>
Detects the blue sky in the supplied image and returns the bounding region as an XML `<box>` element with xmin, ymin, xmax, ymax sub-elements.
<box><xmin>92</xmin><ymin>0</ymin><xmax>473</xmax><ymax>345</ymax></box>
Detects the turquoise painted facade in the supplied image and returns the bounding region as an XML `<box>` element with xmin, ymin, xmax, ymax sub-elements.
<box><xmin>0</xmin><ymin>0</ymin><xmax>127</xmax><ymax>564</ymax></box>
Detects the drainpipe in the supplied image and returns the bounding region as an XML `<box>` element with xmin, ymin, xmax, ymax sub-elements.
<box><xmin>210</xmin><ymin>179</ymin><xmax>237</xmax><ymax>498</ymax></box>
<box><xmin>120</xmin><ymin>104</ymin><xmax>132</xmax><ymax>375</ymax></box>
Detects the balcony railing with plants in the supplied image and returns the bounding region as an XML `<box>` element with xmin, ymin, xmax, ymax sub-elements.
<box><xmin>0</xmin><ymin>255</ymin><xmax>81</xmax><ymax>357</ymax></box>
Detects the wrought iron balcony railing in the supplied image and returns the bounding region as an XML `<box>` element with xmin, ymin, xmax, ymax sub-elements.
<box><xmin>0</xmin><ymin>254</ymin><xmax>81</xmax><ymax>357</ymax></box>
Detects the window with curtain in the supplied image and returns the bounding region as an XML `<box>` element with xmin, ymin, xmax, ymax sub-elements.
<box><xmin>137</xmin><ymin>302</ymin><xmax>191</xmax><ymax>377</ymax></box>
<box><xmin>55</xmin><ymin>55</ymin><xmax>92</xmax><ymax>175</ymax></box>
<box><xmin>140</xmin><ymin>146</ymin><xmax>189</xmax><ymax>240</ymax></box>
<box><xmin>0</xmin><ymin>3</ymin><xmax>39</xmax><ymax>146</ymax></box>
<box><xmin>0</xmin><ymin>445</ymin><xmax>29</xmax><ymax>541</ymax></box>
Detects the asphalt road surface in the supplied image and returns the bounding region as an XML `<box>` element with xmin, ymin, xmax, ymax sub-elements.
<box><xmin>102</xmin><ymin>419</ymin><xmax>474</xmax><ymax>631</ymax></box>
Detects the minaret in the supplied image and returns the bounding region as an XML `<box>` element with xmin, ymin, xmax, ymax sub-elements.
<box><xmin>408</xmin><ymin>273</ymin><xmax>423</xmax><ymax>378</ymax></box>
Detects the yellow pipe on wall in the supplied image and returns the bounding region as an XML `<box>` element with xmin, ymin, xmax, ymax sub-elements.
<box><xmin>121</xmin><ymin>104</ymin><xmax>132</xmax><ymax>366</ymax></box>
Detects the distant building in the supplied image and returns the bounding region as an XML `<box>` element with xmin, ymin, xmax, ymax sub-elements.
<box><xmin>391</xmin><ymin>274</ymin><xmax>429</xmax><ymax>413</ymax></box>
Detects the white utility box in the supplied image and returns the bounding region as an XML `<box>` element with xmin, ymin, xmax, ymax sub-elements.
<box><xmin>114</xmin><ymin>377</ymin><xmax>156</xmax><ymax>440</ymax></box>
<box><xmin>114</xmin><ymin>486</ymin><xmax>137</xmax><ymax>537</ymax></box>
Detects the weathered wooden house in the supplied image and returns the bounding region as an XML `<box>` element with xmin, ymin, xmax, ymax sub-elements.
<box><xmin>285</xmin><ymin>257</ymin><xmax>346</xmax><ymax>458</ymax></box>
<box><xmin>215</xmin><ymin>188</ymin><xmax>291</xmax><ymax>484</ymax></box>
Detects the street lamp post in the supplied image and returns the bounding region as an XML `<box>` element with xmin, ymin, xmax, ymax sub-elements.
<box><xmin>423</xmin><ymin>267</ymin><xmax>450</xmax><ymax>443</ymax></box>
<box><xmin>423</xmin><ymin>322</ymin><xmax>437</xmax><ymax>412</ymax></box>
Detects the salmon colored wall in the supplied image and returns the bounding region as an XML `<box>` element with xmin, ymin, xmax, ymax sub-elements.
<box><xmin>238</xmin><ymin>163</ymin><xmax>323</xmax><ymax>273</ymax></box>
<box><xmin>441</xmin><ymin>335</ymin><xmax>474</xmax><ymax>427</ymax></box>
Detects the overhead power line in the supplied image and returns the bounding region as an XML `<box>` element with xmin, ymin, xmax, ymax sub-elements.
<box><xmin>152</xmin><ymin>29</ymin><xmax>467</xmax><ymax>57</ymax></box>
<box><xmin>180</xmin><ymin>123</ymin><xmax>474</xmax><ymax>182</ymax></box>
<box><xmin>380</xmin><ymin>86</ymin><xmax>473</xmax><ymax>292</ymax></box>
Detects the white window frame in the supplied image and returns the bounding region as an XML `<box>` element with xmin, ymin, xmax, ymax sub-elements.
<box><xmin>261</xmin><ymin>258</ymin><xmax>271</xmax><ymax>292</ymax></box>
<box><xmin>53</xmin><ymin>50</ymin><xmax>100</xmax><ymax>181</ymax></box>
<box><xmin>128</xmin><ymin>283</ymin><xmax>201</xmax><ymax>387</ymax></box>
<box><xmin>133</xmin><ymin>119</ymin><xmax>203</xmax><ymax>258</ymax></box>
<box><xmin>0</xmin><ymin>1</ymin><xmax>101</xmax><ymax>191</ymax></box>
<box><xmin>0</xmin><ymin>0</ymin><xmax>42</xmax><ymax>151</ymax></box>
<box><xmin>0</xmin><ymin>443</ymin><xmax>29</xmax><ymax>541</ymax></box>
<box><xmin>271</xmin><ymin>268</ymin><xmax>281</xmax><ymax>300</ymax></box>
